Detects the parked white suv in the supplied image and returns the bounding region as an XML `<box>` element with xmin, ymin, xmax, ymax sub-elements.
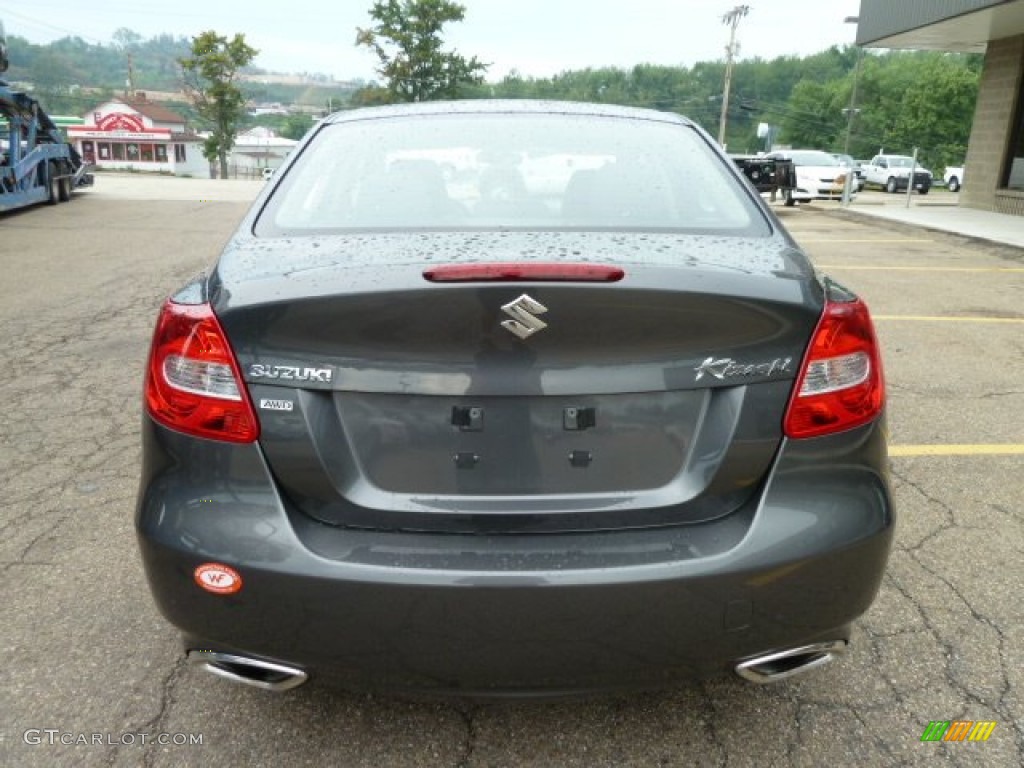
<box><xmin>944</xmin><ymin>166</ymin><xmax>964</xmax><ymax>192</ymax></box>
<box><xmin>862</xmin><ymin>155</ymin><xmax>932</xmax><ymax>194</ymax></box>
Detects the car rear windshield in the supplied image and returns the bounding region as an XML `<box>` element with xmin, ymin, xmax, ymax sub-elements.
<box><xmin>255</xmin><ymin>113</ymin><xmax>769</xmax><ymax>236</ymax></box>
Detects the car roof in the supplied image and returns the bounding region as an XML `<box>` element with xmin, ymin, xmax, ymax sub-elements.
<box><xmin>323</xmin><ymin>99</ymin><xmax>695</xmax><ymax>128</ymax></box>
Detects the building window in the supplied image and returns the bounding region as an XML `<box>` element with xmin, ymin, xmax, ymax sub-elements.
<box><xmin>98</xmin><ymin>143</ymin><xmax>110</xmax><ymax>160</ymax></box>
<box><xmin>112</xmin><ymin>143</ymin><xmax>125</xmax><ymax>161</ymax></box>
<box><xmin>174</xmin><ymin>144</ymin><xmax>187</xmax><ymax>162</ymax></box>
<box><xmin>1004</xmin><ymin>77</ymin><xmax>1024</xmax><ymax>190</ymax></box>
<box><xmin>126</xmin><ymin>143</ymin><xmax>140</xmax><ymax>159</ymax></box>
<box><xmin>156</xmin><ymin>144</ymin><xmax>168</xmax><ymax>162</ymax></box>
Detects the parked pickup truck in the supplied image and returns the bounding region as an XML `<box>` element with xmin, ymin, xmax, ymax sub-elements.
<box><xmin>944</xmin><ymin>166</ymin><xmax>964</xmax><ymax>192</ymax></box>
<box><xmin>730</xmin><ymin>155</ymin><xmax>796</xmax><ymax>197</ymax></box>
<box><xmin>862</xmin><ymin>154</ymin><xmax>933</xmax><ymax>194</ymax></box>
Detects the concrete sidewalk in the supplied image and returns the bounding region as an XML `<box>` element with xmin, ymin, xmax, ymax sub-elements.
<box><xmin>835</xmin><ymin>200</ymin><xmax>1024</xmax><ymax>249</ymax></box>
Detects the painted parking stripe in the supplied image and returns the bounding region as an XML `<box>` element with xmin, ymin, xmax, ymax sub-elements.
<box><xmin>874</xmin><ymin>315</ymin><xmax>1024</xmax><ymax>323</ymax></box>
<box><xmin>797</xmin><ymin>238</ymin><xmax>934</xmax><ymax>243</ymax></box>
<box><xmin>817</xmin><ymin>266</ymin><xmax>1024</xmax><ymax>273</ymax></box>
<box><xmin>891</xmin><ymin>444</ymin><xmax>1024</xmax><ymax>457</ymax></box>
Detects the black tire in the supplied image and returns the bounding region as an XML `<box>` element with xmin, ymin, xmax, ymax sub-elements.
<box><xmin>885</xmin><ymin>177</ymin><xmax>897</xmax><ymax>194</ymax></box>
<box><xmin>918</xmin><ymin>187</ymin><xmax>929</xmax><ymax>196</ymax></box>
<box><xmin>58</xmin><ymin>173</ymin><xmax>72</xmax><ymax>202</ymax></box>
<box><xmin>947</xmin><ymin>176</ymin><xmax>960</xmax><ymax>192</ymax></box>
<box><xmin>784</xmin><ymin>190</ymin><xmax>796</xmax><ymax>207</ymax></box>
<box><xmin>46</xmin><ymin>162</ymin><xmax>60</xmax><ymax>205</ymax></box>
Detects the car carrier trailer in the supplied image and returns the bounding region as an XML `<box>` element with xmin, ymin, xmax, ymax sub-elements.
<box><xmin>1</xmin><ymin>81</ymin><xmax>94</xmax><ymax>214</ymax></box>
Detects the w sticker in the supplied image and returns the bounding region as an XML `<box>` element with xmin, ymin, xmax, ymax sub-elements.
<box><xmin>921</xmin><ymin>720</ymin><xmax>997</xmax><ymax>742</ymax></box>
<box><xmin>194</xmin><ymin>563</ymin><xmax>243</xmax><ymax>595</ymax></box>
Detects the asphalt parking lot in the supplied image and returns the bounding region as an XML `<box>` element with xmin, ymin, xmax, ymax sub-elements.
<box><xmin>1</xmin><ymin>177</ymin><xmax>1021</xmax><ymax>767</ymax></box>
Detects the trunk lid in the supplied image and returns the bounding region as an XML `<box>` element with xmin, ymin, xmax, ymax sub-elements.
<box><xmin>214</xmin><ymin>231</ymin><xmax>821</xmax><ymax>533</ymax></box>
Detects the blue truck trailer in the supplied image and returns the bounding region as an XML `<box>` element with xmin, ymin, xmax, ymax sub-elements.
<box><xmin>1</xmin><ymin>21</ymin><xmax>93</xmax><ymax>213</ymax></box>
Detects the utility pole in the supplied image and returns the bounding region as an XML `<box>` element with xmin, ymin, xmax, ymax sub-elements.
<box><xmin>842</xmin><ymin>16</ymin><xmax>861</xmax><ymax>155</ymax></box>
<box><xmin>717</xmin><ymin>5</ymin><xmax>750</xmax><ymax>148</ymax></box>
<box><xmin>126</xmin><ymin>52</ymin><xmax>136</xmax><ymax>98</ymax></box>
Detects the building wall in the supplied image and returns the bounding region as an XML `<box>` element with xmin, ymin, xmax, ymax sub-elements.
<box><xmin>169</xmin><ymin>144</ymin><xmax>211</xmax><ymax>178</ymax></box>
<box><xmin>961</xmin><ymin>34</ymin><xmax>1024</xmax><ymax>213</ymax></box>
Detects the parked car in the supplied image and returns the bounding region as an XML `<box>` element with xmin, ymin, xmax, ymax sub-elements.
<box><xmin>137</xmin><ymin>100</ymin><xmax>894</xmax><ymax>695</ymax></box>
<box><xmin>764</xmin><ymin>149</ymin><xmax>854</xmax><ymax>204</ymax></box>
<box><xmin>944</xmin><ymin>166</ymin><xmax>964</xmax><ymax>192</ymax></box>
<box><xmin>831</xmin><ymin>153</ymin><xmax>866</xmax><ymax>192</ymax></box>
<box><xmin>862</xmin><ymin>154</ymin><xmax>933</xmax><ymax>194</ymax></box>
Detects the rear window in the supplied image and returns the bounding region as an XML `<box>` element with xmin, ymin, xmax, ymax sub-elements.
<box><xmin>256</xmin><ymin>113</ymin><xmax>768</xmax><ymax>236</ymax></box>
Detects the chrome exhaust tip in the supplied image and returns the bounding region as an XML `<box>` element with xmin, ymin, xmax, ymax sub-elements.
<box><xmin>187</xmin><ymin>650</ymin><xmax>308</xmax><ymax>691</ymax></box>
<box><xmin>735</xmin><ymin>640</ymin><xmax>848</xmax><ymax>684</ymax></box>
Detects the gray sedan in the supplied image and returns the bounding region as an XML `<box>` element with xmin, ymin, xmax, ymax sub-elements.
<box><xmin>136</xmin><ymin>100</ymin><xmax>894</xmax><ymax>696</ymax></box>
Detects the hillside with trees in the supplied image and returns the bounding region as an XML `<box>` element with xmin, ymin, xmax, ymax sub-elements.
<box><xmin>7</xmin><ymin>28</ymin><xmax>980</xmax><ymax>172</ymax></box>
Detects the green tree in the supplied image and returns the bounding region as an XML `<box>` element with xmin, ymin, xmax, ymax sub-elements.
<box><xmin>355</xmin><ymin>0</ymin><xmax>487</xmax><ymax>102</ymax></box>
<box><xmin>180</xmin><ymin>31</ymin><xmax>258</xmax><ymax>179</ymax></box>
<box><xmin>280</xmin><ymin>113</ymin><xmax>314</xmax><ymax>141</ymax></box>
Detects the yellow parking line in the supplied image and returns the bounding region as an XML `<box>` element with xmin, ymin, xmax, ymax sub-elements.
<box><xmin>797</xmin><ymin>238</ymin><xmax>934</xmax><ymax>243</ymax></box>
<box><xmin>891</xmin><ymin>444</ymin><xmax>1024</xmax><ymax>457</ymax></box>
<box><xmin>817</xmin><ymin>266</ymin><xmax>1024</xmax><ymax>272</ymax></box>
<box><xmin>874</xmin><ymin>315</ymin><xmax>1024</xmax><ymax>323</ymax></box>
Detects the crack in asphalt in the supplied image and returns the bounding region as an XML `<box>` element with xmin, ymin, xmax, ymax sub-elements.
<box><xmin>111</xmin><ymin>656</ymin><xmax>187</xmax><ymax>768</ymax></box>
<box><xmin>890</xmin><ymin>468</ymin><xmax>956</xmax><ymax>554</ymax></box>
<box><xmin>695</xmin><ymin>682</ymin><xmax>729</xmax><ymax>767</ymax></box>
<box><xmin>451</xmin><ymin>702</ymin><xmax>478</xmax><ymax>768</ymax></box>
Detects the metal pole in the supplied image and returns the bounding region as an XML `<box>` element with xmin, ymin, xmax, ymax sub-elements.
<box><xmin>843</xmin><ymin>51</ymin><xmax>862</xmax><ymax>154</ymax></box>
<box><xmin>843</xmin><ymin>15</ymin><xmax>861</xmax><ymax>155</ymax></box>
<box><xmin>717</xmin><ymin>5</ymin><xmax>750</xmax><ymax>147</ymax></box>
<box><xmin>840</xmin><ymin>162</ymin><xmax>855</xmax><ymax>207</ymax></box>
<box><xmin>905</xmin><ymin>147</ymin><xmax>918</xmax><ymax>209</ymax></box>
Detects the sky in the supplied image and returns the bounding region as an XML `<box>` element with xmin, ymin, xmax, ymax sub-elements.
<box><xmin>1</xmin><ymin>0</ymin><xmax>863</xmax><ymax>82</ymax></box>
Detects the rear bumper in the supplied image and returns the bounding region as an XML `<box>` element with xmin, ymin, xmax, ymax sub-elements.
<box><xmin>136</xmin><ymin>417</ymin><xmax>894</xmax><ymax>694</ymax></box>
<box><xmin>790</xmin><ymin>185</ymin><xmax>854</xmax><ymax>202</ymax></box>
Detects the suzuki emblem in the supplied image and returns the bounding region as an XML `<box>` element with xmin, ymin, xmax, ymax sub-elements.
<box><xmin>500</xmin><ymin>294</ymin><xmax>548</xmax><ymax>339</ymax></box>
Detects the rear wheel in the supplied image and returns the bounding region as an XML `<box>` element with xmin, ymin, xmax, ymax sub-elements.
<box><xmin>947</xmin><ymin>176</ymin><xmax>960</xmax><ymax>192</ymax></box>
<box><xmin>885</xmin><ymin>177</ymin><xmax>897</xmax><ymax>194</ymax></box>
<box><xmin>918</xmin><ymin>187</ymin><xmax>929</xmax><ymax>196</ymax></box>
<box><xmin>58</xmin><ymin>172</ymin><xmax>72</xmax><ymax>202</ymax></box>
<box><xmin>45</xmin><ymin>162</ymin><xmax>60</xmax><ymax>205</ymax></box>
<box><xmin>784</xmin><ymin>190</ymin><xmax>796</xmax><ymax>207</ymax></box>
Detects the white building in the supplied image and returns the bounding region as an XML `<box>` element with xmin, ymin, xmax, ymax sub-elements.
<box><xmin>229</xmin><ymin>126</ymin><xmax>298</xmax><ymax>175</ymax></box>
<box><xmin>67</xmin><ymin>94</ymin><xmax>207</xmax><ymax>177</ymax></box>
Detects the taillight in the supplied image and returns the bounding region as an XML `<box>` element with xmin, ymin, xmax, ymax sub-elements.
<box><xmin>784</xmin><ymin>297</ymin><xmax>885</xmax><ymax>439</ymax></box>
<box><xmin>144</xmin><ymin>300</ymin><xmax>259</xmax><ymax>443</ymax></box>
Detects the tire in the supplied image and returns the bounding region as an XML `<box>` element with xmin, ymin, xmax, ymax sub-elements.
<box><xmin>947</xmin><ymin>176</ymin><xmax>960</xmax><ymax>193</ymax></box>
<box><xmin>784</xmin><ymin>190</ymin><xmax>796</xmax><ymax>207</ymax></box>
<box><xmin>58</xmin><ymin>174</ymin><xmax>72</xmax><ymax>202</ymax></box>
<box><xmin>885</xmin><ymin>177</ymin><xmax>897</xmax><ymax>194</ymax></box>
<box><xmin>45</xmin><ymin>162</ymin><xmax>60</xmax><ymax>205</ymax></box>
<box><xmin>918</xmin><ymin>187</ymin><xmax>929</xmax><ymax>196</ymax></box>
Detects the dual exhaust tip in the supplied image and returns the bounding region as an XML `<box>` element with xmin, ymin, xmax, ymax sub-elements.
<box><xmin>187</xmin><ymin>639</ymin><xmax>848</xmax><ymax>692</ymax></box>
<box><xmin>187</xmin><ymin>650</ymin><xmax>308</xmax><ymax>691</ymax></box>
<box><xmin>734</xmin><ymin>640</ymin><xmax>848</xmax><ymax>683</ymax></box>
